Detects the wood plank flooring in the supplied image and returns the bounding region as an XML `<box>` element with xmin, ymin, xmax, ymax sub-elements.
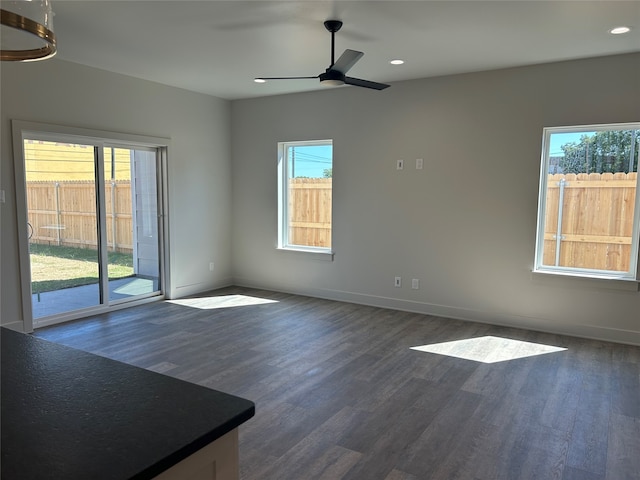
<box><xmin>35</xmin><ymin>286</ymin><xmax>640</xmax><ymax>480</ymax></box>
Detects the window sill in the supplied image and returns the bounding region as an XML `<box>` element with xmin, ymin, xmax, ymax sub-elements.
<box><xmin>276</xmin><ymin>247</ymin><xmax>334</xmax><ymax>261</ymax></box>
<box><xmin>531</xmin><ymin>269</ymin><xmax>640</xmax><ymax>292</ymax></box>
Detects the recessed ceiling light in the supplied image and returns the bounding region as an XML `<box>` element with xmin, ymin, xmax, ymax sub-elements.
<box><xmin>609</xmin><ymin>26</ymin><xmax>631</xmax><ymax>35</ymax></box>
<box><xmin>390</xmin><ymin>59</ymin><xmax>404</xmax><ymax>65</ymax></box>
<box><xmin>254</xmin><ymin>78</ymin><xmax>266</xmax><ymax>83</ymax></box>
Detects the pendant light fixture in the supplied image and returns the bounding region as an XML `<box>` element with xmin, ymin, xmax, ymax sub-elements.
<box><xmin>1</xmin><ymin>0</ymin><xmax>56</xmax><ymax>62</ymax></box>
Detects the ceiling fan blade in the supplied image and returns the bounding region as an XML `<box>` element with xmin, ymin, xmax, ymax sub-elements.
<box><xmin>331</xmin><ymin>49</ymin><xmax>364</xmax><ymax>74</ymax></box>
<box><xmin>344</xmin><ymin>76</ymin><xmax>390</xmax><ymax>90</ymax></box>
<box><xmin>256</xmin><ymin>76</ymin><xmax>319</xmax><ymax>80</ymax></box>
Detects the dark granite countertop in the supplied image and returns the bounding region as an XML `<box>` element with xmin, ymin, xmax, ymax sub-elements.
<box><xmin>1</xmin><ymin>328</ymin><xmax>255</xmax><ymax>480</ymax></box>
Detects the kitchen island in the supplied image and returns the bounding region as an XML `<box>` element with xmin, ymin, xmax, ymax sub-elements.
<box><xmin>1</xmin><ymin>328</ymin><xmax>255</xmax><ymax>480</ymax></box>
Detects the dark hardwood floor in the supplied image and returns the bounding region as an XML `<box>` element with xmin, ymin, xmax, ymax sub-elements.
<box><xmin>35</xmin><ymin>286</ymin><xmax>640</xmax><ymax>480</ymax></box>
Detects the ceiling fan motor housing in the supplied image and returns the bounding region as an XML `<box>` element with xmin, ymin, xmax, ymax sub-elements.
<box><xmin>319</xmin><ymin>68</ymin><xmax>345</xmax><ymax>86</ymax></box>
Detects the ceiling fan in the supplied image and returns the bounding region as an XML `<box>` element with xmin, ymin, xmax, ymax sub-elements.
<box><xmin>256</xmin><ymin>20</ymin><xmax>390</xmax><ymax>91</ymax></box>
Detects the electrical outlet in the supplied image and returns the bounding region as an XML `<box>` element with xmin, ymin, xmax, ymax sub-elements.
<box><xmin>412</xmin><ymin>278</ymin><xmax>420</xmax><ymax>289</ymax></box>
<box><xmin>394</xmin><ymin>276</ymin><xmax>402</xmax><ymax>287</ymax></box>
<box><xmin>396</xmin><ymin>159</ymin><xmax>404</xmax><ymax>170</ymax></box>
<box><xmin>209</xmin><ymin>262</ymin><xmax>215</xmax><ymax>271</ymax></box>
<box><xmin>416</xmin><ymin>158</ymin><xmax>423</xmax><ymax>170</ymax></box>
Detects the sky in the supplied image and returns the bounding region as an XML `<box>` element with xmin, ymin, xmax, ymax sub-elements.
<box><xmin>548</xmin><ymin>132</ymin><xmax>594</xmax><ymax>157</ymax></box>
<box><xmin>290</xmin><ymin>144</ymin><xmax>332</xmax><ymax>178</ymax></box>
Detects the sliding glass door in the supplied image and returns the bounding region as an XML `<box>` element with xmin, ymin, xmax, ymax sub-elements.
<box><xmin>26</xmin><ymin>139</ymin><xmax>103</xmax><ymax>317</ymax></box>
<box><xmin>15</xmin><ymin>123</ymin><xmax>167</xmax><ymax>329</ymax></box>
<box><xmin>105</xmin><ymin>147</ymin><xmax>161</xmax><ymax>304</ymax></box>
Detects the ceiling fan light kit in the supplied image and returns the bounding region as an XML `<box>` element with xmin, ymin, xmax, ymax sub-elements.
<box><xmin>319</xmin><ymin>69</ymin><xmax>345</xmax><ymax>86</ymax></box>
<box><xmin>257</xmin><ymin>19</ymin><xmax>390</xmax><ymax>91</ymax></box>
<box><xmin>0</xmin><ymin>0</ymin><xmax>57</xmax><ymax>62</ymax></box>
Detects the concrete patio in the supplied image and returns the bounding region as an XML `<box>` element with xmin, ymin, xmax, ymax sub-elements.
<box><xmin>32</xmin><ymin>276</ymin><xmax>159</xmax><ymax>319</ymax></box>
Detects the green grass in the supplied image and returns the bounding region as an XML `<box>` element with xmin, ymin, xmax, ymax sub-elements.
<box><xmin>30</xmin><ymin>244</ymin><xmax>133</xmax><ymax>293</ymax></box>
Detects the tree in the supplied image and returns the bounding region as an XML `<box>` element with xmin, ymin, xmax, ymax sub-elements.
<box><xmin>322</xmin><ymin>168</ymin><xmax>332</xmax><ymax>178</ymax></box>
<box><xmin>559</xmin><ymin>129</ymin><xmax>639</xmax><ymax>174</ymax></box>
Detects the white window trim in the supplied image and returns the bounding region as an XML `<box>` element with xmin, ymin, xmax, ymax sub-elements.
<box><xmin>277</xmin><ymin>139</ymin><xmax>333</xmax><ymax>256</ymax></box>
<box><xmin>533</xmin><ymin>122</ymin><xmax>640</xmax><ymax>283</ymax></box>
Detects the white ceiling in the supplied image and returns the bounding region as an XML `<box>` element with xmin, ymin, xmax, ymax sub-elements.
<box><xmin>49</xmin><ymin>1</ymin><xmax>640</xmax><ymax>100</ymax></box>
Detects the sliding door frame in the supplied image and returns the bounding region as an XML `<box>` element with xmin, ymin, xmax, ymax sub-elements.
<box><xmin>12</xmin><ymin>120</ymin><xmax>172</xmax><ymax>331</ymax></box>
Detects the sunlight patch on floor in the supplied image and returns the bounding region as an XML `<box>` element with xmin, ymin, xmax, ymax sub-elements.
<box><xmin>411</xmin><ymin>335</ymin><xmax>567</xmax><ymax>363</ymax></box>
<box><xmin>168</xmin><ymin>294</ymin><xmax>279</xmax><ymax>310</ymax></box>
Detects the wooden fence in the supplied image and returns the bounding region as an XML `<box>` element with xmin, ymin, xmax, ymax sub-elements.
<box><xmin>288</xmin><ymin>178</ymin><xmax>332</xmax><ymax>247</ymax></box>
<box><xmin>28</xmin><ymin>174</ymin><xmax>635</xmax><ymax>266</ymax></box>
<box><xmin>27</xmin><ymin>181</ymin><xmax>133</xmax><ymax>253</ymax></box>
<box><xmin>28</xmin><ymin>178</ymin><xmax>333</xmax><ymax>253</ymax></box>
<box><xmin>543</xmin><ymin>172</ymin><xmax>637</xmax><ymax>272</ymax></box>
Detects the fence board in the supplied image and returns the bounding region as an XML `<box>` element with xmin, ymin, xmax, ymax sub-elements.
<box><xmin>27</xmin><ymin>181</ymin><xmax>133</xmax><ymax>253</ymax></box>
<box><xmin>288</xmin><ymin>178</ymin><xmax>332</xmax><ymax>247</ymax></box>
<box><xmin>543</xmin><ymin>172</ymin><xmax>637</xmax><ymax>272</ymax></box>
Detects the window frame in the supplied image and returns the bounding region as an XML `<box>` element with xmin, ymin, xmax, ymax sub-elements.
<box><xmin>11</xmin><ymin>120</ymin><xmax>171</xmax><ymax>331</ymax></box>
<box><xmin>533</xmin><ymin>122</ymin><xmax>640</xmax><ymax>282</ymax></box>
<box><xmin>277</xmin><ymin>139</ymin><xmax>333</xmax><ymax>256</ymax></box>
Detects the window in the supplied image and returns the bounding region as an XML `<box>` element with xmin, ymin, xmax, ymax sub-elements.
<box><xmin>278</xmin><ymin>140</ymin><xmax>333</xmax><ymax>253</ymax></box>
<box><xmin>534</xmin><ymin>123</ymin><xmax>640</xmax><ymax>281</ymax></box>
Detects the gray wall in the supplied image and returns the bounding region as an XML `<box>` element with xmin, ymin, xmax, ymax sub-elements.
<box><xmin>231</xmin><ymin>53</ymin><xmax>640</xmax><ymax>345</ymax></box>
<box><xmin>2</xmin><ymin>53</ymin><xmax>639</xmax><ymax>344</ymax></box>
<box><xmin>1</xmin><ymin>59</ymin><xmax>232</xmax><ymax>331</ymax></box>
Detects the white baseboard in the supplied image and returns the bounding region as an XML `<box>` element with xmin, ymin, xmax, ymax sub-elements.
<box><xmin>170</xmin><ymin>278</ymin><xmax>234</xmax><ymax>299</ymax></box>
<box><xmin>232</xmin><ymin>277</ymin><xmax>640</xmax><ymax>346</ymax></box>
